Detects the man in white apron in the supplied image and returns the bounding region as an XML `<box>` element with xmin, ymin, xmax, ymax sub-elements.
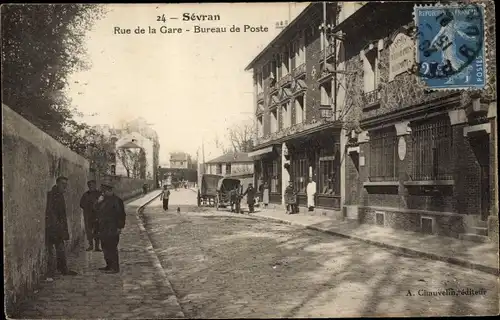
<box><xmin>306</xmin><ymin>177</ymin><xmax>317</xmax><ymax>211</ymax></box>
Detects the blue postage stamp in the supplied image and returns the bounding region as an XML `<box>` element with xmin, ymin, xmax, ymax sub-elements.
<box><xmin>414</xmin><ymin>3</ymin><xmax>486</xmax><ymax>90</ymax></box>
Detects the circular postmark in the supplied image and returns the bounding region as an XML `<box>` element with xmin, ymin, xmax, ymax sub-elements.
<box><xmin>412</xmin><ymin>3</ymin><xmax>484</xmax><ymax>80</ymax></box>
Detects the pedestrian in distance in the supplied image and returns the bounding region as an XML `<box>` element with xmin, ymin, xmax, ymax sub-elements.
<box><xmin>242</xmin><ymin>183</ymin><xmax>256</xmax><ymax>214</ymax></box>
<box><xmin>285</xmin><ymin>180</ymin><xmax>298</xmax><ymax>214</ymax></box>
<box><xmin>262</xmin><ymin>181</ymin><xmax>270</xmax><ymax>209</ymax></box>
<box><xmin>95</xmin><ymin>181</ymin><xmax>126</xmax><ymax>274</ymax></box>
<box><xmin>45</xmin><ymin>176</ymin><xmax>78</xmax><ymax>279</ymax></box>
<box><xmin>306</xmin><ymin>177</ymin><xmax>317</xmax><ymax>212</ymax></box>
<box><xmin>80</xmin><ymin>180</ymin><xmax>102</xmax><ymax>252</ymax></box>
<box><xmin>160</xmin><ymin>185</ymin><xmax>170</xmax><ymax>211</ymax></box>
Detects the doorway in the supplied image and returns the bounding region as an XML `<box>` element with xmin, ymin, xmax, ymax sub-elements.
<box><xmin>471</xmin><ymin>135</ymin><xmax>491</xmax><ymax>221</ymax></box>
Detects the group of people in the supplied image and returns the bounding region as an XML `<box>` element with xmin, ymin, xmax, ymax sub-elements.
<box><xmin>45</xmin><ymin>177</ymin><xmax>126</xmax><ymax>280</ymax></box>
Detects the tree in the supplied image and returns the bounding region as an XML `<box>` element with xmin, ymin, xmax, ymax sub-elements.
<box><xmin>116</xmin><ymin>148</ymin><xmax>141</xmax><ymax>178</ymax></box>
<box><xmin>215</xmin><ymin>118</ymin><xmax>255</xmax><ymax>154</ymax></box>
<box><xmin>1</xmin><ymin>4</ymin><xmax>107</xmax><ymax>140</ymax></box>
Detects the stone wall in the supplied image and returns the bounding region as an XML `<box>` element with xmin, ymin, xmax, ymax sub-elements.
<box><xmin>3</xmin><ymin>104</ymin><xmax>156</xmax><ymax>316</ymax></box>
<box><xmin>3</xmin><ymin>104</ymin><xmax>89</xmax><ymax>315</ymax></box>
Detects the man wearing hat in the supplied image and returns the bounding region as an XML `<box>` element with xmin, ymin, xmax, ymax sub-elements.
<box><xmin>242</xmin><ymin>183</ymin><xmax>256</xmax><ymax>213</ymax></box>
<box><xmin>80</xmin><ymin>180</ymin><xmax>102</xmax><ymax>251</ymax></box>
<box><xmin>95</xmin><ymin>180</ymin><xmax>126</xmax><ymax>274</ymax></box>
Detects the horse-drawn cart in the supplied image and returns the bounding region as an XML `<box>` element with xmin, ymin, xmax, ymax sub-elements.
<box><xmin>197</xmin><ymin>174</ymin><xmax>223</xmax><ymax>207</ymax></box>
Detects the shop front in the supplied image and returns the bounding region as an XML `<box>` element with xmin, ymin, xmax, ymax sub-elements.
<box><xmin>249</xmin><ymin>145</ymin><xmax>282</xmax><ymax>204</ymax></box>
<box><xmin>285</xmin><ymin>128</ymin><xmax>342</xmax><ymax>210</ymax></box>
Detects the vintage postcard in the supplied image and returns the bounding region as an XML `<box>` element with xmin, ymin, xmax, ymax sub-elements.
<box><xmin>2</xmin><ymin>2</ymin><xmax>498</xmax><ymax>319</ymax></box>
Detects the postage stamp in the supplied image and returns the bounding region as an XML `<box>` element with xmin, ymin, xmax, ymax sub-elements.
<box><xmin>414</xmin><ymin>3</ymin><xmax>486</xmax><ymax>90</ymax></box>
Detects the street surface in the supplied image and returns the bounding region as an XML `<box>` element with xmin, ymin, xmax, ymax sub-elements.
<box><xmin>142</xmin><ymin>188</ymin><xmax>499</xmax><ymax>318</ymax></box>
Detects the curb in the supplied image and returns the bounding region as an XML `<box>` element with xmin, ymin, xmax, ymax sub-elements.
<box><xmin>245</xmin><ymin>214</ymin><xmax>499</xmax><ymax>276</ymax></box>
<box><xmin>135</xmin><ymin>193</ymin><xmax>186</xmax><ymax>318</ymax></box>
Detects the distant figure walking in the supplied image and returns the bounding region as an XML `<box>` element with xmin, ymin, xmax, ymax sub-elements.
<box><xmin>45</xmin><ymin>176</ymin><xmax>78</xmax><ymax>279</ymax></box>
<box><xmin>95</xmin><ymin>181</ymin><xmax>126</xmax><ymax>274</ymax></box>
<box><xmin>80</xmin><ymin>180</ymin><xmax>102</xmax><ymax>252</ymax></box>
<box><xmin>160</xmin><ymin>185</ymin><xmax>170</xmax><ymax>211</ymax></box>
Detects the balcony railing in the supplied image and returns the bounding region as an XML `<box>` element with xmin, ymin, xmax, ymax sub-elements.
<box><xmin>319</xmin><ymin>44</ymin><xmax>335</xmax><ymax>62</ymax></box>
<box><xmin>277</xmin><ymin>73</ymin><xmax>293</xmax><ymax>87</ymax></box>
<box><xmin>293</xmin><ymin>63</ymin><xmax>306</xmax><ymax>78</ymax></box>
<box><xmin>257</xmin><ymin>91</ymin><xmax>264</xmax><ymax>102</ymax></box>
<box><xmin>319</xmin><ymin>104</ymin><xmax>333</xmax><ymax>118</ymax></box>
<box><xmin>363</xmin><ymin>89</ymin><xmax>381</xmax><ymax>107</ymax></box>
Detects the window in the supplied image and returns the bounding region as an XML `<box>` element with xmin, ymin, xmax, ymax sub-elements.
<box><xmin>271</xmin><ymin>57</ymin><xmax>278</xmax><ymax>80</ymax></box>
<box><xmin>109</xmin><ymin>152</ymin><xmax>116</xmax><ymax>163</ymax></box>
<box><xmin>110</xmin><ymin>164</ymin><xmax>116</xmax><ymax>175</ymax></box>
<box><xmin>281</xmin><ymin>102</ymin><xmax>291</xmax><ymax>129</ymax></box>
<box><xmin>295</xmin><ymin>95</ymin><xmax>305</xmax><ymax>124</ymax></box>
<box><xmin>295</xmin><ymin>35</ymin><xmax>306</xmax><ymax>66</ymax></box>
<box><xmin>281</xmin><ymin>48</ymin><xmax>290</xmax><ymax>76</ymax></box>
<box><xmin>216</xmin><ymin>164</ymin><xmax>222</xmax><ymax>174</ymax></box>
<box><xmin>411</xmin><ymin>117</ymin><xmax>453</xmax><ymax>181</ymax></box>
<box><xmin>275</xmin><ymin>54</ymin><xmax>282</xmax><ymax>79</ymax></box>
<box><xmin>290</xmin><ymin>42</ymin><xmax>296</xmax><ymax>70</ymax></box>
<box><xmin>256</xmin><ymin>69</ymin><xmax>263</xmax><ymax>94</ymax></box>
<box><xmin>271</xmin><ymin>160</ymin><xmax>280</xmax><ymax>193</ymax></box>
<box><xmin>319</xmin><ymin>146</ymin><xmax>339</xmax><ymax>195</ymax></box>
<box><xmin>292</xmin><ymin>154</ymin><xmax>308</xmax><ymax>193</ymax></box>
<box><xmin>270</xmin><ymin>109</ymin><xmax>278</xmax><ymax>133</ymax></box>
<box><xmin>363</xmin><ymin>48</ymin><xmax>378</xmax><ymax>93</ymax></box>
<box><xmin>180</xmin><ymin>161</ymin><xmax>184</xmax><ymax>166</ymax></box>
<box><xmin>369</xmin><ymin>127</ymin><xmax>397</xmax><ymax>181</ymax></box>
<box><xmin>257</xmin><ymin>115</ymin><xmax>264</xmax><ymax>137</ymax></box>
<box><xmin>320</xmin><ymin>81</ymin><xmax>332</xmax><ymax>106</ymax></box>
<box><xmin>225</xmin><ymin>163</ymin><xmax>232</xmax><ymax>175</ymax></box>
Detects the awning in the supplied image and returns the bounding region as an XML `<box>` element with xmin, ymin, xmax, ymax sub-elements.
<box><xmin>248</xmin><ymin>146</ymin><xmax>274</xmax><ymax>158</ymax></box>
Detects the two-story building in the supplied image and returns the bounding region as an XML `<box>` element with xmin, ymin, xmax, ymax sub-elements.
<box><xmin>337</xmin><ymin>2</ymin><xmax>497</xmax><ymax>242</ymax></box>
<box><xmin>206</xmin><ymin>151</ymin><xmax>254</xmax><ymax>176</ymax></box>
<box><xmin>170</xmin><ymin>152</ymin><xmax>191</xmax><ymax>169</ymax></box>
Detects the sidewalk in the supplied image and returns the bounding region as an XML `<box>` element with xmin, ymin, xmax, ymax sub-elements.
<box><xmin>250</xmin><ymin>208</ymin><xmax>499</xmax><ymax>276</ymax></box>
<box><xmin>17</xmin><ymin>190</ymin><xmax>185</xmax><ymax>319</ymax></box>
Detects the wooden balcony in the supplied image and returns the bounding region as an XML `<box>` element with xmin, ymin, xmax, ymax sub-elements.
<box><xmin>257</xmin><ymin>91</ymin><xmax>264</xmax><ymax>102</ymax></box>
<box><xmin>362</xmin><ymin>89</ymin><xmax>381</xmax><ymax>110</ymax></box>
<box><xmin>293</xmin><ymin>63</ymin><xmax>306</xmax><ymax>78</ymax></box>
<box><xmin>277</xmin><ymin>73</ymin><xmax>293</xmax><ymax>87</ymax></box>
<box><xmin>319</xmin><ymin>44</ymin><xmax>335</xmax><ymax>62</ymax></box>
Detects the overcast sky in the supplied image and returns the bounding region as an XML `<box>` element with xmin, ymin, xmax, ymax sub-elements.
<box><xmin>67</xmin><ymin>3</ymin><xmax>308</xmax><ymax>165</ymax></box>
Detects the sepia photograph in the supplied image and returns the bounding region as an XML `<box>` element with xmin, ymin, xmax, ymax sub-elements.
<box><xmin>2</xmin><ymin>1</ymin><xmax>498</xmax><ymax>318</ymax></box>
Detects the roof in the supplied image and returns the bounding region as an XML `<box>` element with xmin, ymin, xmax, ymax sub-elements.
<box><xmin>170</xmin><ymin>152</ymin><xmax>189</xmax><ymax>161</ymax></box>
<box><xmin>117</xmin><ymin>140</ymin><xmax>142</xmax><ymax>149</ymax></box>
<box><xmin>206</xmin><ymin>151</ymin><xmax>253</xmax><ymax>164</ymax></box>
<box><xmin>245</xmin><ymin>2</ymin><xmax>322</xmax><ymax>71</ymax></box>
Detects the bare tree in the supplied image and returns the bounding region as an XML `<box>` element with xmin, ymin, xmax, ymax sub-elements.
<box><xmin>215</xmin><ymin>118</ymin><xmax>255</xmax><ymax>154</ymax></box>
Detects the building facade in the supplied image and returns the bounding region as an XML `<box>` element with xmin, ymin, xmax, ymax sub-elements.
<box><xmin>247</xmin><ymin>2</ymin><xmax>498</xmax><ymax>242</ymax></box>
<box><xmin>205</xmin><ymin>151</ymin><xmax>254</xmax><ymax>177</ymax></box>
<box><xmin>247</xmin><ymin>2</ymin><xmax>348</xmax><ymax>208</ymax></box>
<box><xmin>170</xmin><ymin>152</ymin><xmax>191</xmax><ymax>169</ymax></box>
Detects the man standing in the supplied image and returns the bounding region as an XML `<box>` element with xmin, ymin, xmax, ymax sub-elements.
<box><xmin>95</xmin><ymin>181</ymin><xmax>126</xmax><ymax>274</ymax></box>
<box><xmin>242</xmin><ymin>183</ymin><xmax>256</xmax><ymax>214</ymax></box>
<box><xmin>80</xmin><ymin>180</ymin><xmax>101</xmax><ymax>251</ymax></box>
<box><xmin>306</xmin><ymin>177</ymin><xmax>317</xmax><ymax>212</ymax></box>
<box><xmin>45</xmin><ymin>176</ymin><xmax>78</xmax><ymax>278</ymax></box>
<box><xmin>160</xmin><ymin>185</ymin><xmax>170</xmax><ymax>211</ymax></box>
<box><xmin>285</xmin><ymin>180</ymin><xmax>298</xmax><ymax>214</ymax></box>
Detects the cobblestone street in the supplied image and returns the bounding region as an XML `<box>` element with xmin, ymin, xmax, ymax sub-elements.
<box><xmin>143</xmin><ymin>189</ymin><xmax>499</xmax><ymax>318</ymax></box>
<box><xmin>17</xmin><ymin>192</ymin><xmax>183</xmax><ymax>319</ymax></box>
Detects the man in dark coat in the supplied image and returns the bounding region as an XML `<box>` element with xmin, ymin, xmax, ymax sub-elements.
<box><xmin>95</xmin><ymin>181</ymin><xmax>126</xmax><ymax>274</ymax></box>
<box><xmin>242</xmin><ymin>183</ymin><xmax>256</xmax><ymax>213</ymax></box>
<box><xmin>45</xmin><ymin>176</ymin><xmax>78</xmax><ymax>277</ymax></box>
<box><xmin>80</xmin><ymin>180</ymin><xmax>101</xmax><ymax>251</ymax></box>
